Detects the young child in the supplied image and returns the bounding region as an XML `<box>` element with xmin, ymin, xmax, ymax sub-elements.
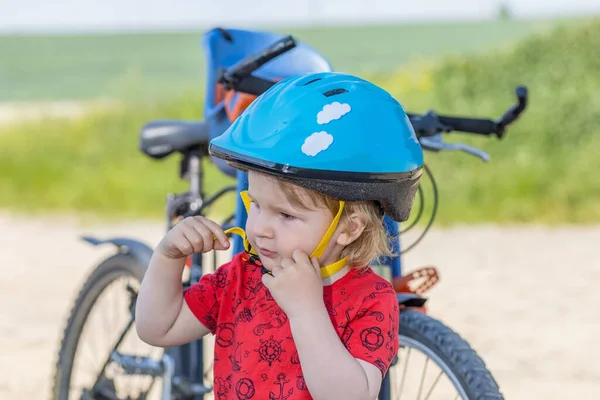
<box><xmin>136</xmin><ymin>72</ymin><xmax>423</xmax><ymax>399</ymax></box>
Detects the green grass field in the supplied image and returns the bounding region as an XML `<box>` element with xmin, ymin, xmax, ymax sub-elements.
<box><xmin>1</xmin><ymin>17</ymin><xmax>598</xmax><ymax>225</ymax></box>
<box><xmin>0</xmin><ymin>19</ymin><xmax>554</xmax><ymax>102</ymax></box>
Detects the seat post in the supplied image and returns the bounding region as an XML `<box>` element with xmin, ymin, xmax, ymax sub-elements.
<box><xmin>188</xmin><ymin>150</ymin><xmax>203</xmax><ymax>206</ymax></box>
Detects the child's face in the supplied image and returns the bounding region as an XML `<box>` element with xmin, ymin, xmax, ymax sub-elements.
<box><xmin>245</xmin><ymin>171</ymin><xmax>340</xmax><ymax>271</ymax></box>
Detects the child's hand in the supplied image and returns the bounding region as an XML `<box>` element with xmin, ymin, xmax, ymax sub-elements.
<box><xmin>156</xmin><ymin>216</ymin><xmax>230</xmax><ymax>259</ymax></box>
<box><xmin>261</xmin><ymin>250</ymin><xmax>324</xmax><ymax>320</ymax></box>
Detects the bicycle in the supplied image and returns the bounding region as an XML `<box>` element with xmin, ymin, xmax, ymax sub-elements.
<box><xmin>51</xmin><ymin>26</ymin><xmax>528</xmax><ymax>400</ymax></box>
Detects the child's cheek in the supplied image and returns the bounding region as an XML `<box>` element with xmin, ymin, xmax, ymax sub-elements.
<box><xmin>245</xmin><ymin>214</ymin><xmax>257</xmax><ymax>246</ymax></box>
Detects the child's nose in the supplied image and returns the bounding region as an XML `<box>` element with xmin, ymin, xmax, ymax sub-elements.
<box><xmin>254</xmin><ymin>215</ymin><xmax>274</xmax><ymax>238</ymax></box>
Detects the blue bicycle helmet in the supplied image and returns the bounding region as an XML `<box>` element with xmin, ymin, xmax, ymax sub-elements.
<box><xmin>209</xmin><ymin>72</ymin><xmax>424</xmax><ymax>222</ymax></box>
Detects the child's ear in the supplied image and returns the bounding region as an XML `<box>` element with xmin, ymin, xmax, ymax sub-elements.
<box><xmin>336</xmin><ymin>212</ymin><xmax>367</xmax><ymax>246</ymax></box>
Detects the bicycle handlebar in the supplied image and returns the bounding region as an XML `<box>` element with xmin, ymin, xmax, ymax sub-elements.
<box><xmin>408</xmin><ymin>86</ymin><xmax>528</xmax><ymax>139</ymax></box>
<box><xmin>218</xmin><ymin>35</ymin><xmax>296</xmax><ymax>94</ymax></box>
<box><xmin>217</xmin><ymin>36</ymin><xmax>528</xmax><ymax>141</ymax></box>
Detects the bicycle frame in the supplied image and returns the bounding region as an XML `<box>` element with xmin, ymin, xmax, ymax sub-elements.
<box><xmin>74</xmin><ymin>23</ymin><xmax>527</xmax><ymax>399</ymax></box>
<box><xmin>70</xmin><ymin>24</ymin><xmax>527</xmax><ymax>399</ymax></box>
<box><xmin>144</xmin><ymin>23</ymin><xmax>536</xmax><ymax>398</ymax></box>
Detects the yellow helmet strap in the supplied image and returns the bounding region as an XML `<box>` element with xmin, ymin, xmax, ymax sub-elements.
<box><xmin>225</xmin><ymin>191</ymin><xmax>347</xmax><ymax>278</ymax></box>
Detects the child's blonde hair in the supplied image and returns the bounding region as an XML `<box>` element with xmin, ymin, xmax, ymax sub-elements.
<box><xmin>276</xmin><ymin>179</ymin><xmax>395</xmax><ymax>269</ymax></box>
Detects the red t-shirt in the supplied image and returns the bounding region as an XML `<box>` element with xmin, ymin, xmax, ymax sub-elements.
<box><xmin>184</xmin><ymin>252</ymin><xmax>399</xmax><ymax>399</ymax></box>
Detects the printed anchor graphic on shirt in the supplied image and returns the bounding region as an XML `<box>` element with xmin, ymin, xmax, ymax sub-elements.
<box><xmin>269</xmin><ymin>373</ymin><xmax>294</xmax><ymax>400</ymax></box>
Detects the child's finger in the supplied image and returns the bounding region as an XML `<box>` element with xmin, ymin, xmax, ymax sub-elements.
<box><xmin>291</xmin><ymin>249</ymin><xmax>309</xmax><ymax>263</ymax></box>
<box><xmin>280</xmin><ymin>258</ymin><xmax>294</xmax><ymax>270</ymax></box>
<box><xmin>212</xmin><ymin>240</ymin><xmax>230</xmax><ymax>251</ymax></box>
<box><xmin>172</xmin><ymin>234</ymin><xmax>194</xmax><ymax>256</ymax></box>
<box><xmin>187</xmin><ymin>216</ymin><xmax>229</xmax><ymax>250</ymax></box>
<box><xmin>197</xmin><ymin>217</ymin><xmax>230</xmax><ymax>248</ymax></box>
<box><xmin>291</xmin><ymin>250</ymin><xmax>313</xmax><ymax>271</ymax></box>
<box><xmin>310</xmin><ymin>256</ymin><xmax>321</xmax><ymax>276</ymax></box>
<box><xmin>191</xmin><ymin>223</ymin><xmax>216</xmax><ymax>253</ymax></box>
<box><xmin>271</xmin><ymin>264</ymin><xmax>284</xmax><ymax>277</ymax></box>
<box><xmin>261</xmin><ymin>272</ymin><xmax>274</xmax><ymax>288</ymax></box>
<box><xmin>180</xmin><ymin>226</ymin><xmax>204</xmax><ymax>254</ymax></box>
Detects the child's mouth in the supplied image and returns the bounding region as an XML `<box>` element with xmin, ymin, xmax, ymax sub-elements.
<box><xmin>258</xmin><ymin>247</ymin><xmax>277</xmax><ymax>258</ymax></box>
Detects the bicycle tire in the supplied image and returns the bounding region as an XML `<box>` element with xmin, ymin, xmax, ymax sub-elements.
<box><xmin>50</xmin><ymin>253</ymin><xmax>153</xmax><ymax>400</ymax></box>
<box><xmin>394</xmin><ymin>309</ymin><xmax>504</xmax><ymax>400</ymax></box>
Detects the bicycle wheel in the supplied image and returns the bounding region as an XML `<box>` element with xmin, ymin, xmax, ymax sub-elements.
<box><xmin>386</xmin><ymin>309</ymin><xmax>504</xmax><ymax>400</ymax></box>
<box><xmin>51</xmin><ymin>253</ymin><xmax>164</xmax><ymax>400</ymax></box>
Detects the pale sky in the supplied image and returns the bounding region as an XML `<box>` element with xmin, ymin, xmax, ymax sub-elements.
<box><xmin>1</xmin><ymin>0</ymin><xmax>599</xmax><ymax>34</ymax></box>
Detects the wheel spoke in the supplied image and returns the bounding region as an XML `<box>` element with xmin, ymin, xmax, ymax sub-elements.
<box><xmin>397</xmin><ymin>347</ymin><xmax>411</xmax><ymax>399</ymax></box>
<box><xmin>417</xmin><ymin>357</ymin><xmax>429</xmax><ymax>400</ymax></box>
<box><xmin>423</xmin><ymin>370</ymin><xmax>443</xmax><ymax>400</ymax></box>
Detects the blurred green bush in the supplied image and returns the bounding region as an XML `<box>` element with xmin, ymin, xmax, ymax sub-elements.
<box><xmin>377</xmin><ymin>18</ymin><xmax>600</xmax><ymax>224</ymax></box>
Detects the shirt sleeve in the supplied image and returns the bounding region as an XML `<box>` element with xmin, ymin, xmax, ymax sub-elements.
<box><xmin>183</xmin><ymin>256</ymin><xmax>237</xmax><ymax>335</ymax></box>
<box><xmin>342</xmin><ymin>286</ymin><xmax>400</xmax><ymax>377</ymax></box>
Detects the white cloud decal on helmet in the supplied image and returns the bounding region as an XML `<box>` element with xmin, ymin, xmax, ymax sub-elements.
<box><xmin>317</xmin><ymin>102</ymin><xmax>351</xmax><ymax>124</ymax></box>
<box><xmin>301</xmin><ymin>131</ymin><xmax>334</xmax><ymax>156</ymax></box>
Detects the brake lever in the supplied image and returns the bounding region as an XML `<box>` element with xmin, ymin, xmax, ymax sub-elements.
<box><xmin>419</xmin><ymin>134</ymin><xmax>490</xmax><ymax>162</ymax></box>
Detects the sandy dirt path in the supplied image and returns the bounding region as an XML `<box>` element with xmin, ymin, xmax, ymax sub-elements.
<box><xmin>0</xmin><ymin>100</ymin><xmax>118</xmax><ymax>129</ymax></box>
<box><xmin>1</xmin><ymin>211</ymin><xmax>598</xmax><ymax>399</ymax></box>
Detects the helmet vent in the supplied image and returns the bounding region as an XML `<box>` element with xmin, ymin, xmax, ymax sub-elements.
<box><xmin>323</xmin><ymin>88</ymin><xmax>348</xmax><ymax>97</ymax></box>
<box><xmin>303</xmin><ymin>78</ymin><xmax>322</xmax><ymax>86</ymax></box>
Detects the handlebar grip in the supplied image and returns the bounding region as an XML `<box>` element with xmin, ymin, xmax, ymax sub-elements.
<box><xmin>496</xmin><ymin>86</ymin><xmax>528</xmax><ymax>130</ymax></box>
<box><xmin>408</xmin><ymin>86</ymin><xmax>528</xmax><ymax>139</ymax></box>
<box><xmin>436</xmin><ymin>116</ymin><xmax>498</xmax><ymax>136</ymax></box>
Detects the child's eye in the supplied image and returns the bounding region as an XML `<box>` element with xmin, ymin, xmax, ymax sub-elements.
<box><xmin>250</xmin><ymin>200</ymin><xmax>260</xmax><ymax>209</ymax></box>
<box><xmin>280</xmin><ymin>212</ymin><xmax>295</xmax><ymax>220</ymax></box>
